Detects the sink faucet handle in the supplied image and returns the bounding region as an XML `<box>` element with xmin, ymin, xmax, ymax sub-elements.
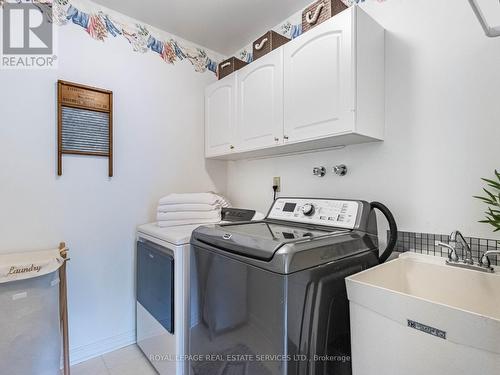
<box><xmin>480</xmin><ymin>250</ymin><xmax>500</xmax><ymax>270</ymax></box>
<box><xmin>480</xmin><ymin>253</ymin><xmax>492</xmax><ymax>268</ymax></box>
<box><xmin>437</xmin><ymin>242</ymin><xmax>459</xmax><ymax>263</ymax></box>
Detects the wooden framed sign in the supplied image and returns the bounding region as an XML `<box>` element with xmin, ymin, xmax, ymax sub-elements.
<box><xmin>57</xmin><ymin>80</ymin><xmax>113</xmax><ymax>177</ymax></box>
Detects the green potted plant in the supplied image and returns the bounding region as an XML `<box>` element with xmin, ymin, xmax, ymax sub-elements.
<box><xmin>474</xmin><ymin>170</ymin><xmax>500</xmax><ymax>233</ymax></box>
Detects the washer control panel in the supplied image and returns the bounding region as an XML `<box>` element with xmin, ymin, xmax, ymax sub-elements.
<box><xmin>267</xmin><ymin>198</ymin><xmax>360</xmax><ymax>229</ymax></box>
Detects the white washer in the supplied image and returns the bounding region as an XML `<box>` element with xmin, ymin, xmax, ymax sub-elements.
<box><xmin>136</xmin><ymin>209</ymin><xmax>260</xmax><ymax>375</ymax></box>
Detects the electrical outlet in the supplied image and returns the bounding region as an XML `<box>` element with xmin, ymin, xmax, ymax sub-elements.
<box><xmin>273</xmin><ymin>177</ymin><xmax>281</xmax><ymax>192</ymax></box>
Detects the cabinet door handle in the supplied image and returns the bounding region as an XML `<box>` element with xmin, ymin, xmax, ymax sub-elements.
<box><xmin>306</xmin><ymin>2</ymin><xmax>325</xmax><ymax>25</ymax></box>
<box><xmin>274</xmin><ymin>137</ymin><xmax>279</xmax><ymax>142</ymax></box>
<box><xmin>283</xmin><ymin>136</ymin><xmax>289</xmax><ymax>140</ymax></box>
<box><xmin>255</xmin><ymin>38</ymin><xmax>269</xmax><ymax>51</ymax></box>
<box><xmin>230</xmin><ymin>145</ymin><xmax>235</xmax><ymax>150</ymax></box>
<box><xmin>220</xmin><ymin>62</ymin><xmax>231</xmax><ymax>69</ymax></box>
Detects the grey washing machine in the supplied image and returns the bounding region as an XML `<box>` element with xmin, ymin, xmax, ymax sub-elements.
<box><xmin>189</xmin><ymin>198</ymin><xmax>397</xmax><ymax>375</ymax></box>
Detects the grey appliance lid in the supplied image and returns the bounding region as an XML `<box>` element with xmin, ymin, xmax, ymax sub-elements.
<box><xmin>191</xmin><ymin>198</ymin><xmax>380</xmax><ymax>274</ymax></box>
<box><xmin>192</xmin><ymin>221</ymin><xmax>347</xmax><ymax>261</ymax></box>
<box><xmin>225</xmin><ymin>222</ymin><xmax>336</xmax><ymax>241</ymax></box>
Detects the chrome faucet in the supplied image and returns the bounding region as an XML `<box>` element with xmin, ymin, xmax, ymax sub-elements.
<box><xmin>479</xmin><ymin>250</ymin><xmax>500</xmax><ymax>270</ymax></box>
<box><xmin>450</xmin><ymin>230</ymin><xmax>474</xmax><ymax>265</ymax></box>
<box><xmin>436</xmin><ymin>241</ymin><xmax>459</xmax><ymax>263</ymax></box>
<box><xmin>436</xmin><ymin>230</ymin><xmax>496</xmax><ymax>273</ymax></box>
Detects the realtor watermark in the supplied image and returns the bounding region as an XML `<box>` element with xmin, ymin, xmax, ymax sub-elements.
<box><xmin>149</xmin><ymin>353</ymin><xmax>351</xmax><ymax>363</ymax></box>
<box><xmin>1</xmin><ymin>0</ymin><xmax>57</xmax><ymax>69</ymax></box>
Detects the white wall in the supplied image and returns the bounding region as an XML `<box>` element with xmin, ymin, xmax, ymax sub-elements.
<box><xmin>226</xmin><ymin>0</ymin><xmax>500</xmax><ymax>241</ymax></box>
<box><xmin>0</xmin><ymin>20</ymin><xmax>225</xmax><ymax>363</ymax></box>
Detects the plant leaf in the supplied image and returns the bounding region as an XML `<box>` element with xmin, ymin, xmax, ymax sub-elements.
<box><xmin>477</xmin><ymin>171</ymin><xmax>500</xmax><ymax>232</ymax></box>
<box><xmin>474</xmin><ymin>195</ymin><xmax>496</xmax><ymax>205</ymax></box>
<box><xmin>489</xmin><ymin>208</ymin><xmax>500</xmax><ymax>220</ymax></box>
<box><xmin>481</xmin><ymin>178</ymin><xmax>500</xmax><ymax>190</ymax></box>
<box><xmin>483</xmin><ymin>188</ymin><xmax>498</xmax><ymax>203</ymax></box>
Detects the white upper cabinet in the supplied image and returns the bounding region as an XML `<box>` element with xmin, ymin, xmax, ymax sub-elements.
<box><xmin>284</xmin><ymin>9</ymin><xmax>353</xmax><ymax>143</ymax></box>
<box><xmin>205</xmin><ymin>6</ymin><xmax>385</xmax><ymax>160</ymax></box>
<box><xmin>236</xmin><ymin>49</ymin><xmax>284</xmax><ymax>151</ymax></box>
<box><xmin>205</xmin><ymin>75</ymin><xmax>236</xmax><ymax>157</ymax></box>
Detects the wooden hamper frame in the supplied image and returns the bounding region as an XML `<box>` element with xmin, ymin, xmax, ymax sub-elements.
<box><xmin>59</xmin><ymin>242</ymin><xmax>70</xmax><ymax>375</ymax></box>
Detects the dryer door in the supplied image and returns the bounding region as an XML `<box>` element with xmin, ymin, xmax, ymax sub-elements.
<box><xmin>137</xmin><ymin>240</ymin><xmax>174</xmax><ymax>333</ymax></box>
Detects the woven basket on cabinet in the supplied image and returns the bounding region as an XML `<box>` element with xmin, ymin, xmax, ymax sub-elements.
<box><xmin>302</xmin><ymin>0</ymin><xmax>348</xmax><ymax>32</ymax></box>
<box><xmin>218</xmin><ymin>57</ymin><xmax>248</xmax><ymax>80</ymax></box>
<box><xmin>252</xmin><ymin>31</ymin><xmax>290</xmax><ymax>60</ymax></box>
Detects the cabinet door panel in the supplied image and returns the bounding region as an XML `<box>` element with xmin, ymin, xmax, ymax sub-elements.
<box><xmin>237</xmin><ymin>49</ymin><xmax>283</xmax><ymax>151</ymax></box>
<box><xmin>284</xmin><ymin>9</ymin><xmax>354</xmax><ymax>143</ymax></box>
<box><xmin>205</xmin><ymin>76</ymin><xmax>236</xmax><ymax>157</ymax></box>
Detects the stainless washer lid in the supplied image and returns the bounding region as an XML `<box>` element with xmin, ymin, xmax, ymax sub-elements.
<box><xmin>192</xmin><ymin>221</ymin><xmax>347</xmax><ymax>261</ymax></box>
<box><xmin>191</xmin><ymin>198</ymin><xmax>380</xmax><ymax>274</ymax></box>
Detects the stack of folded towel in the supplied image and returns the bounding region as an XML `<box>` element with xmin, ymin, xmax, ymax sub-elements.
<box><xmin>156</xmin><ymin>192</ymin><xmax>231</xmax><ymax>228</ymax></box>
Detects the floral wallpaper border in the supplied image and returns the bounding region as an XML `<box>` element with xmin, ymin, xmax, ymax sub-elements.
<box><xmin>1</xmin><ymin>0</ymin><xmax>388</xmax><ymax>74</ymax></box>
<box><xmin>1</xmin><ymin>0</ymin><xmax>223</xmax><ymax>75</ymax></box>
<box><xmin>236</xmin><ymin>0</ymin><xmax>386</xmax><ymax>64</ymax></box>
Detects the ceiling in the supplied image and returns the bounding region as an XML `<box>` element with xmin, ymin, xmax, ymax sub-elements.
<box><xmin>95</xmin><ymin>0</ymin><xmax>314</xmax><ymax>55</ymax></box>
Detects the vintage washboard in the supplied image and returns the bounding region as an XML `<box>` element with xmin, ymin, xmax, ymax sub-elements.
<box><xmin>57</xmin><ymin>80</ymin><xmax>113</xmax><ymax>177</ymax></box>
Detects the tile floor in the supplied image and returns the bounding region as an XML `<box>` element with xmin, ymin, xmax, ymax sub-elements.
<box><xmin>70</xmin><ymin>344</ymin><xmax>158</xmax><ymax>375</ymax></box>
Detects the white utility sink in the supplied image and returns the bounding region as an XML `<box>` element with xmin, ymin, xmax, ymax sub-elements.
<box><xmin>346</xmin><ymin>252</ymin><xmax>500</xmax><ymax>375</ymax></box>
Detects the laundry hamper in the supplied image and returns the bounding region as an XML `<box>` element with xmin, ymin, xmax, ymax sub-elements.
<box><xmin>0</xmin><ymin>248</ymin><xmax>66</xmax><ymax>375</ymax></box>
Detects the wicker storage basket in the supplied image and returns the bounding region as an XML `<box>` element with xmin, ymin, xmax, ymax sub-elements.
<box><xmin>302</xmin><ymin>0</ymin><xmax>348</xmax><ymax>33</ymax></box>
<box><xmin>218</xmin><ymin>57</ymin><xmax>248</xmax><ymax>80</ymax></box>
<box><xmin>252</xmin><ymin>31</ymin><xmax>290</xmax><ymax>60</ymax></box>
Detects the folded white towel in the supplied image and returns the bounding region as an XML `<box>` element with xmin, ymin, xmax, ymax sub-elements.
<box><xmin>159</xmin><ymin>193</ymin><xmax>231</xmax><ymax>207</ymax></box>
<box><xmin>157</xmin><ymin>218</ymin><xmax>220</xmax><ymax>228</ymax></box>
<box><xmin>159</xmin><ymin>193</ymin><xmax>219</xmax><ymax>206</ymax></box>
<box><xmin>157</xmin><ymin>210</ymin><xmax>221</xmax><ymax>222</ymax></box>
<box><xmin>157</xmin><ymin>203</ymin><xmax>220</xmax><ymax>213</ymax></box>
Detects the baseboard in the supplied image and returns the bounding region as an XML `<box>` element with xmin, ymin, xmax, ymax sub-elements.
<box><xmin>69</xmin><ymin>330</ymin><xmax>136</xmax><ymax>366</ymax></box>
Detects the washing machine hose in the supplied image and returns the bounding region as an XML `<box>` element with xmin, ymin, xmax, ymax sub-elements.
<box><xmin>370</xmin><ymin>202</ymin><xmax>398</xmax><ymax>264</ymax></box>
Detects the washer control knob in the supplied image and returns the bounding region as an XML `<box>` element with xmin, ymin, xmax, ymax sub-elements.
<box><xmin>301</xmin><ymin>203</ymin><xmax>315</xmax><ymax>216</ymax></box>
